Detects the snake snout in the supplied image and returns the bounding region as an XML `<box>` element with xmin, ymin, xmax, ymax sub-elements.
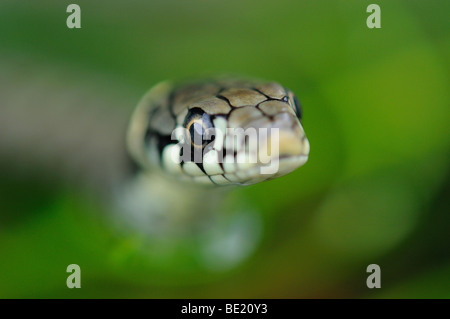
<box><xmin>226</xmin><ymin>111</ymin><xmax>309</xmax><ymax>185</ymax></box>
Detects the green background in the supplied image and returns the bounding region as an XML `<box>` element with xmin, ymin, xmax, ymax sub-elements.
<box><xmin>0</xmin><ymin>0</ymin><xmax>449</xmax><ymax>298</ymax></box>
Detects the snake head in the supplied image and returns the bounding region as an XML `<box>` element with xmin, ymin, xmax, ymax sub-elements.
<box><xmin>128</xmin><ymin>78</ymin><xmax>309</xmax><ymax>186</ymax></box>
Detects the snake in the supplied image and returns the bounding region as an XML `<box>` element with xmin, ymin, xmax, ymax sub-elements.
<box><xmin>0</xmin><ymin>58</ymin><xmax>310</xmax><ymax>243</ymax></box>
<box><xmin>126</xmin><ymin>77</ymin><xmax>310</xmax><ymax>187</ymax></box>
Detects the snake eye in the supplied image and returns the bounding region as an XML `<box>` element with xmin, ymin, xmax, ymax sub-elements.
<box><xmin>287</xmin><ymin>91</ymin><xmax>303</xmax><ymax>120</ymax></box>
<box><xmin>292</xmin><ymin>95</ymin><xmax>302</xmax><ymax>120</ymax></box>
<box><xmin>184</xmin><ymin>108</ymin><xmax>215</xmax><ymax>148</ymax></box>
<box><xmin>189</xmin><ymin>121</ymin><xmax>207</xmax><ymax>147</ymax></box>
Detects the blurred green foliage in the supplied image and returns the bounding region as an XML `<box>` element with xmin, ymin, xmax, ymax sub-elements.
<box><xmin>0</xmin><ymin>0</ymin><xmax>449</xmax><ymax>298</ymax></box>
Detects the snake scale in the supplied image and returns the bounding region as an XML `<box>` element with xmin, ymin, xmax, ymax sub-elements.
<box><xmin>127</xmin><ymin>77</ymin><xmax>309</xmax><ymax>187</ymax></box>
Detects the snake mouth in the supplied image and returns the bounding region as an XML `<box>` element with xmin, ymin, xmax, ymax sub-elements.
<box><xmin>217</xmin><ymin>129</ymin><xmax>310</xmax><ymax>185</ymax></box>
<box><xmin>226</xmin><ymin>153</ymin><xmax>309</xmax><ymax>185</ymax></box>
<box><xmin>272</xmin><ymin>152</ymin><xmax>309</xmax><ymax>179</ymax></box>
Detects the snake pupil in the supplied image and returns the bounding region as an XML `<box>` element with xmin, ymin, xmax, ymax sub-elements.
<box><xmin>189</xmin><ymin>122</ymin><xmax>206</xmax><ymax>146</ymax></box>
<box><xmin>184</xmin><ymin>107</ymin><xmax>215</xmax><ymax>149</ymax></box>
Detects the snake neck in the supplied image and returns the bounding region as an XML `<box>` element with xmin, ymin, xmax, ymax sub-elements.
<box><xmin>113</xmin><ymin>169</ymin><xmax>231</xmax><ymax>237</ymax></box>
<box><xmin>111</xmin><ymin>168</ymin><xmax>263</xmax><ymax>271</ymax></box>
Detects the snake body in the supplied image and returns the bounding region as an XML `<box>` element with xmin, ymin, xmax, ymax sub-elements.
<box><xmin>127</xmin><ymin>77</ymin><xmax>309</xmax><ymax>187</ymax></box>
